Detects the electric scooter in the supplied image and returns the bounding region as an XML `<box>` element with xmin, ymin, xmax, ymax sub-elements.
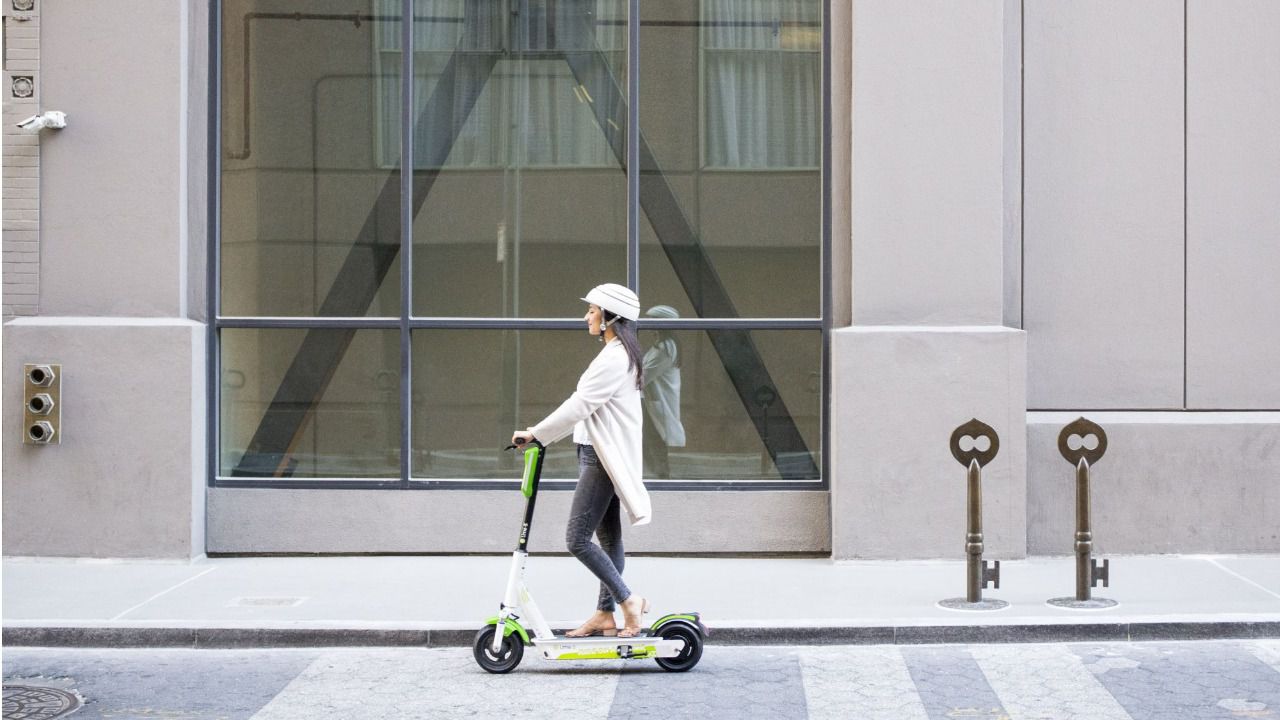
<box><xmin>472</xmin><ymin>440</ymin><xmax>707</xmax><ymax>673</ymax></box>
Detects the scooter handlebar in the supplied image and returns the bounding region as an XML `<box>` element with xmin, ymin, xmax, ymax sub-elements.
<box><xmin>505</xmin><ymin>439</ymin><xmax>544</xmax><ymax>451</ymax></box>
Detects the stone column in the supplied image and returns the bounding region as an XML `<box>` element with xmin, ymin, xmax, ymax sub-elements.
<box><xmin>830</xmin><ymin>0</ymin><xmax>1027</xmax><ymax>559</ymax></box>
<box><xmin>1</xmin><ymin>1</ymin><xmax>209</xmax><ymax>558</ymax></box>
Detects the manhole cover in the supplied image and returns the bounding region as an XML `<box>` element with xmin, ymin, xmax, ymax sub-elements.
<box><xmin>2</xmin><ymin>685</ymin><xmax>82</xmax><ymax>720</ymax></box>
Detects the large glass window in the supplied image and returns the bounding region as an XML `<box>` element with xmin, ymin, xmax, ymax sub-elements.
<box><xmin>215</xmin><ymin>0</ymin><xmax>826</xmax><ymax>487</ymax></box>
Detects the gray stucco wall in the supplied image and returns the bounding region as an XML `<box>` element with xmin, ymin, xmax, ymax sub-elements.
<box><xmin>5</xmin><ymin>1</ymin><xmax>1280</xmax><ymax>559</ymax></box>
<box><xmin>208</xmin><ymin>488</ymin><xmax>829</xmax><ymax>554</ymax></box>
<box><xmin>38</xmin><ymin>1</ymin><xmax>188</xmax><ymax>317</ymax></box>
<box><xmin>850</xmin><ymin>0</ymin><xmax>1007</xmax><ymax>326</ymax></box>
<box><xmin>1023</xmin><ymin>0</ymin><xmax>1185</xmax><ymax>410</ymax></box>
<box><xmin>1185</xmin><ymin>1</ymin><xmax>1280</xmax><ymax>409</ymax></box>
<box><xmin>831</xmin><ymin>327</ymin><xmax>1027</xmax><ymax>560</ymax></box>
<box><xmin>1</xmin><ymin>2</ymin><xmax>209</xmax><ymax>558</ymax></box>
<box><xmin>835</xmin><ymin>2</ymin><xmax>1027</xmax><ymax>560</ymax></box>
<box><xmin>2</xmin><ymin>320</ymin><xmax>206</xmax><ymax>558</ymax></box>
<box><xmin>1028</xmin><ymin>412</ymin><xmax>1280</xmax><ymax>554</ymax></box>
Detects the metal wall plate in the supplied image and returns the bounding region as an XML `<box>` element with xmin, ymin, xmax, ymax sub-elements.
<box><xmin>23</xmin><ymin>363</ymin><xmax>61</xmax><ymax>445</ymax></box>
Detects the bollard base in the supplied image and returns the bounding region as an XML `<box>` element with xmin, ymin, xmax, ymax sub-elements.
<box><xmin>1047</xmin><ymin>597</ymin><xmax>1118</xmax><ymax>610</ymax></box>
<box><xmin>938</xmin><ymin>597</ymin><xmax>1010</xmax><ymax>612</ymax></box>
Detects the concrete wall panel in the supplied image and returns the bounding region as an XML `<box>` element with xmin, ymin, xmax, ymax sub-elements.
<box><xmin>831</xmin><ymin>326</ymin><xmax>1027</xmax><ymax>559</ymax></box>
<box><xmin>1028</xmin><ymin>412</ymin><xmax>1280</xmax><ymax>554</ymax></box>
<box><xmin>38</xmin><ymin>1</ymin><xmax>185</xmax><ymax>316</ymax></box>
<box><xmin>208</xmin><ymin>489</ymin><xmax>829</xmax><ymax>554</ymax></box>
<box><xmin>851</xmin><ymin>0</ymin><xmax>1006</xmax><ymax>325</ymax></box>
<box><xmin>1186</xmin><ymin>1</ymin><xmax>1280</xmax><ymax>409</ymax></box>
<box><xmin>2</xmin><ymin>319</ymin><xmax>206</xmax><ymax>558</ymax></box>
<box><xmin>1023</xmin><ymin>1</ymin><xmax>1184</xmax><ymax>409</ymax></box>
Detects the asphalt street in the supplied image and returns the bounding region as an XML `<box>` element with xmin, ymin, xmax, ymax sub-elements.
<box><xmin>5</xmin><ymin>640</ymin><xmax>1280</xmax><ymax>719</ymax></box>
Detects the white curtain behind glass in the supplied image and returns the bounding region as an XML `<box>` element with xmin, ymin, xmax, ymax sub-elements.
<box><xmin>704</xmin><ymin>0</ymin><xmax>821</xmax><ymax>169</ymax></box>
<box><xmin>376</xmin><ymin>0</ymin><xmax>625</xmax><ymax>168</ymax></box>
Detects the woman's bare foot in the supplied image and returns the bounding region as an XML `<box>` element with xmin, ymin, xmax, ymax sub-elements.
<box><xmin>617</xmin><ymin>594</ymin><xmax>650</xmax><ymax>638</ymax></box>
<box><xmin>565</xmin><ymin>609</ymin><xmax>617</xmax><ymax>637</ymax></box>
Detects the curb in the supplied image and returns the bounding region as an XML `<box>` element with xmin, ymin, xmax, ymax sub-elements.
<box><xmin>6</xmin><ymin>621</ymin><xmax>1280</xmax><ymax>649</ymax></box>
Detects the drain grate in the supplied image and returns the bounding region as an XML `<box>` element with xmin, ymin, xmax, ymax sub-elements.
<box><xmin>3</xmin><ymin>685</ymin><xmax>82</xmax><ymax>720</ymax></box>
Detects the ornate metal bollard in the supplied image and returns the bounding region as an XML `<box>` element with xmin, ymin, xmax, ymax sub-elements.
<box><xmin>1048</xmin><ymin>417</ymin><xmax>1117</xmax><ymax>609</ymax></box>
<box><xmin>939</xmin><ymin>418</ymin><xmax>1008</xmax><ymax>611</ymax></box>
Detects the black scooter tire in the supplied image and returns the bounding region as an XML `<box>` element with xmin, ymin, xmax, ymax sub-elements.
<box><xmin>473</xmin><ymin>625</ymin><xmax>524</xmax><ymax>673</ymax></box>
<box><xmin>654</xmin><ymin>623</ymin><xmax>703</xmax><ymax>672</ymax></box>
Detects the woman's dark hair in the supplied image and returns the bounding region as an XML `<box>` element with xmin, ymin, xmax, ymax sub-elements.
<box><xmin>604</xmin><ymin>311</ymin><xmax>644</xmax><ymax>389</ymax></box>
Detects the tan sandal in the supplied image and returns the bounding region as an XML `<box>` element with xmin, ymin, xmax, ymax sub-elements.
<box><xmin>617</xmin><ymin>595</ymin><xmax>651</xmax><ymax>638</ymax></box>
<box><xmin>565</xmin><ymin>616</ymin><xmax>617</xmax><ymax>638</ymax></box>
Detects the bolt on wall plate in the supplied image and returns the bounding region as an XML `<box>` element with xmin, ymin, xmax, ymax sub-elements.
<box><xmin>23</xmin><ymin>364</ymin><xmax>61</xmax><ymax>445</ymax></box>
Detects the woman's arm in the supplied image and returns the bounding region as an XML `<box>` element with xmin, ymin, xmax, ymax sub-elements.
<box><xmin>528</xmin><ymin>347</ymin><xmax>628</xmax><ymax>444</ymax></box>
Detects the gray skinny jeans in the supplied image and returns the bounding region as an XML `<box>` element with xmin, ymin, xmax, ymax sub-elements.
<box><xmin>566</xmin><ymin>444</ymin><xmax>630</xmax><ymax>612</ymax></box>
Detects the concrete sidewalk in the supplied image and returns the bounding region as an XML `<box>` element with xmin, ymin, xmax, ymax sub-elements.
<box><xmin>4</xmin><ymin>554</ymin><xmax>1279</xmax><ymax>647</ymax></box>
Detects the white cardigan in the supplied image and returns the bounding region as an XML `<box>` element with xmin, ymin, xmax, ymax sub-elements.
<box><xmin>530</xmin><ymin>339</ymin><xmax>651</xmax><ymax>526</ymax></box>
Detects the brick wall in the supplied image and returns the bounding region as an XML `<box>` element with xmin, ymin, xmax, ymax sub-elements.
<box><xmin>2</xmin><ymin>0</ymin><xmax>40</xmax><ymax>318</ymax></box>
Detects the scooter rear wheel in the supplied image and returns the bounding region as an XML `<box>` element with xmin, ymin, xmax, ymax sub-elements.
<box><xmin>654</xmin><ymin>623</ymin><xmax>703</xmax><ymax>672</ymax></box>
<box><xmin>473</xmin><ymin>625</ymin><xmax>524</xmax><ymax>673</ymax></box>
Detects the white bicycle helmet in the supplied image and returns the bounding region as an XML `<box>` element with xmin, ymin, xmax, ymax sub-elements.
<box><xmin>581</xmin><ymin>283</ymin><xmax>640</xmax><ymax>321</ymax></box>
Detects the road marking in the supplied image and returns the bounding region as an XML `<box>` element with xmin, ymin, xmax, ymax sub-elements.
<box><xmin>972</xmin><ymin>644</ymin><xmax>1131</xmax><ymax>720</ymax></box>
<box><xmin>799</xmin><ymin>646</ymin><xmax>928</xmax><ymax>720</ymax></box>
<box><xmin>1246</xmin><ymin>640</ymin><xmax>1280</xmax><ymax>674</ymax></box>
<box><xmin>111</xmin><ymin>566</ymin><xmax>217</xmax><ymax>620</ymax></box>
<box><xmin>252</xmin><ymin>648</ymin><xmax>620</xmax><ymax>720</ymax></box>
<box><xmin>1204</xmin><ymin>558</ymin><xmax>1280</xmax><ymax>601</ymax></box>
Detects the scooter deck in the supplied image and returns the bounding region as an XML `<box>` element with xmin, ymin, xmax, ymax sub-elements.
<box><xmin>530</xmin><ymin>632</ymin><xmax>682</xmax><ymax>661</ymax></box>
<box><xmin>541</xmin><ymin>631</ymin><xmax>653</xmax><ymax>641</ymax></box>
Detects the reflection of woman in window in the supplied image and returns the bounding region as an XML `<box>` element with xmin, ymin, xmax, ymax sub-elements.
<box><xmin>511</xmin><ymin>283</ymin><xmax>652</xmax><ymax>638</ymax></box>
<box><xmin>641</xmin><ymin>305</ymin><xmax>686</xmax><ymax>478</ymax></box>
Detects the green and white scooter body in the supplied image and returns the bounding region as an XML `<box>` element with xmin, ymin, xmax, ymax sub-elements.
<box><xmin>491</xmin><ymin>552</ymin><xmax>694</xmax><ymax>660</ymax></box>
<box><xmin>486</xmin><ymin>442</ymin><xmax>703</xmax><ymax>663</ymax></box>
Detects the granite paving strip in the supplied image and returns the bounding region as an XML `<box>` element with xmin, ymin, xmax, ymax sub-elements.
<box><xmin>900</xmin><ymin>646</ymin><xmax>1008</xmax><ymax>720</ymax></box>
<box><xmin>609</xmin><ymin>647</ymin><xmax>806</xmax><ymax>720</ymax></box>
<box><xmin>1246</xmin><ymin>639</ymin><xmax>1280</xmax><ymax>673</ymax></box>
<box><xmin>1072</xmin><ymin>641</ymin><xmax>1280</xmax><ymax>720</ymax></box>
<box><xmin>2</xmin><ymin>648</ymin><xmax>318</xmax><ymax>720</ymax></box>
<box><xmin>249</xmin><ymin>648</ymin><xmax>620</xmax><ymax>720</ymax></box>
<box><xmin>797</xmin><ymin>646</ymin><xmax>929</xmax><ymax>720</ymax></box>
<box><xmin>970</xmin><ymin>643</ymin><xmax>1131</xmax><ymax>720</ymax></box>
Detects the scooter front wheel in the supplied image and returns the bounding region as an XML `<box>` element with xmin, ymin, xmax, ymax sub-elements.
<box><xmin>473</xmin><ymin>625</ymin><xmax>524</xmax><ymax>673</ymax></box>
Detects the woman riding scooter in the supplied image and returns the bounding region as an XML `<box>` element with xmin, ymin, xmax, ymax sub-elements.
<box><xmin>511</xmin><ymin>283</ymin><xmax>652</xmax><ymax>639</ymax></box>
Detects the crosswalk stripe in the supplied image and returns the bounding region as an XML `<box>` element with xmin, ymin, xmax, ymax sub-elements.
<box><xmin>971</xmin><ymin>643</ymin><xmax>1132</xmax><ymax>720</ymax></box>
<box><xmin>797</xmin><ymin>646</ymin><xmax>929</xmax><ymax>720</ymax></box>
<box><xmin>251</xmin><ymin>648</ymin><xmax>620</xmax><ymax>720</ymax></box>
<box><xmin>1246</xmin><ymin>639</ymin><xmax>1280</xmax><ymax>674</ymax></box>
<box><xmin>1072</xmin><ymin>641</ymin><xmax>1280</xmax><ymax>720</ymax></box>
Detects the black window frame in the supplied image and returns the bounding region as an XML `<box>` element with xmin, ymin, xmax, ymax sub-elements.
<box><xmin>207</xmin><ymin>0</ymin><xmax>831</xmax><ymax>492</ymax></box>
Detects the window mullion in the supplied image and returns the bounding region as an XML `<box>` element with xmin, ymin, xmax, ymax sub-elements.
<box><xmin>399</xmin><ymin>0</ymin><xmax>414</xmax><ymax>488</ymax></box>
<box><xmin>627</xmin><ymin>0</ymin><xmax>639</xmax><ymax>291</ymax></box>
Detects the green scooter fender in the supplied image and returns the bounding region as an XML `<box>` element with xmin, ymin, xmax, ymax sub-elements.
<box><xmin>484</xmin><ymin>616</ymin><xmax>530</xmax><ymax>645</ymax></box>
<box><xmin>649</xmin><ymin>612</ymin><xmax>707</xmax><ymax>636</ymax></box>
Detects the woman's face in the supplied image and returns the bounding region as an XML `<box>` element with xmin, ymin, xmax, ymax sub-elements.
<box><xmin>584</xmin><ymin>304</ymin><xmax>603</xmax><ymax>336</ymax></box>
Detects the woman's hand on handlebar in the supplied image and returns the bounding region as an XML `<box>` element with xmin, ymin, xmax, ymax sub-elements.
<box><xmin>511</xmin><ymin>430</ymin><xmax>536</xmax><ymax>447</ymax></box>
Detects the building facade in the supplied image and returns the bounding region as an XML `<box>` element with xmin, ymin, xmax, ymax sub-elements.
<box><xmin>4</xmin><ymin>0</ymin><xmax>1278</xmax><ymax>559</ymax></box>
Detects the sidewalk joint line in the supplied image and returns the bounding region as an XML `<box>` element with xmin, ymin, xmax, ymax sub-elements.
<box><xmin>110</xmin><ymin>566</ymin><xmax>218</xmax><ymax>621</ymax></box>
<box><xmin>1204</xmin><ymin>558</ymin><xmax>1280</xmax><ymax>602</ymax></box>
